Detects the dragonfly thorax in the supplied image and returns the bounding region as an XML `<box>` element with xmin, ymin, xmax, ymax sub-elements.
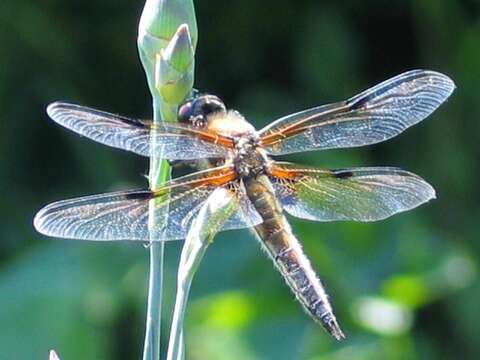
<box><xmin>207</xmin><ymin>110</ymin><xmax>256</xmax><ymax>138</ymax></box>
<box><xmin>233</xmin><ymin>135</ymin><xmax>269</xmax><ymax>178</ymax></box>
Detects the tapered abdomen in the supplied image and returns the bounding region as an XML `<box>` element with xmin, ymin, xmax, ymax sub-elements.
<box><xmin>244</xmin><ymin>175</ymin><xmax>345</xmax><ymax>340</ymax></box>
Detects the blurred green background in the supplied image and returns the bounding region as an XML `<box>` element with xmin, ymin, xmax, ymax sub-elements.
<box><xmin>1</xmin><ymin>0</ymin><xmax>479</xmax><ymax>359</ymax></box>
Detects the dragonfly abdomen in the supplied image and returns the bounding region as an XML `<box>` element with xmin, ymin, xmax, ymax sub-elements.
<box><xmin>244</xmin><ymin>176</ymin><xmax>345</xmax><ymax>340</ymax></box>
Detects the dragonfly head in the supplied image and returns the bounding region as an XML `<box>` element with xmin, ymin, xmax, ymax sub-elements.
<box><xmin>177</xmin><ymin>93</ymin><xmax>227</xmax><ymax>128</ymax></box>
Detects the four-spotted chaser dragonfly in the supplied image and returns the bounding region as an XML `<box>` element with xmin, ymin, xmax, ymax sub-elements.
<box><xmin>34</xmin><ymin>70</ymin><xmax>455</xmax><ymax>340</ymax></box>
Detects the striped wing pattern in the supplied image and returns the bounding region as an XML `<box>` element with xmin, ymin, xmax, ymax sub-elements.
<box><xmin>260</xmin><ymin>70</ymin><xmax>455</xmax><ymax>155</ymax></box>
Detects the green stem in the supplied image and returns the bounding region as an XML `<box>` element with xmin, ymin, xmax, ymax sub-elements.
<box><xmin>138</xmin><ymin>2</ymin><xmax>198</xmax><ymax>359</ymax></box>
<box><xmin>166</xmin><ymin>229</ymin><xmax>210</xmax><ymax>360</ymax></box>
<box><xmin>143</xmin><ymin>99</ymin><xmax>171</xmax><ymax>360</ymax></box>
<box><xmin>143</xmin><ymin>242</ymin><xmax>164</xmax><ymax>360</ymax></box>
<box><xmin>166</xmin><ymin>238</ymin><xmax>209</xmax><ymax>360</ymax></box>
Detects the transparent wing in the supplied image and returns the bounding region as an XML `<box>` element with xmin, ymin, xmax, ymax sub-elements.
<box><xmin>34</xmin><ymin>166</ymin><xmax>261</xmax><ymax>241</ymax></box>
<box><xmin>269</xmin><ymin>162</ymin><xmax>436</xmax><ymax>222</ymax></box>
<box><xmin>260</xmin><ymin>70</ymin><xmax>455</xmax><ymax>155</ymax></box>
<box><xmin>47</xmin><ymin>102</ymin><xmax>234</xmax><ymax>160</ymax></box>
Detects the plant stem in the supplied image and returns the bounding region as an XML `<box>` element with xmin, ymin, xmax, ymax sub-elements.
<box><xmin>166</xmin><ymin>233</ymin><xmax>209</xmax><ymax>360</ymax></box>
<box><xmin>143</xmin><ymin>242</ymin><xmax>164</xmax><ymax>360</ymax></box>
<box><xmin>138</xmin><ymin>3</ymin><xmax>197</xmax><ymax>359</ymax></box>
<box><xmin>166</xmin><ymin>234</ymin><xmax>209</xmax><ymax>359</ymax></box>
<box><xmin>143</xmin><ymin>98</ymin><xmax>171</xmax><ymax>360</ymax></box>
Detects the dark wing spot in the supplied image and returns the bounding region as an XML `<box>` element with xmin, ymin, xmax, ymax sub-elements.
<box><xmin>332</xmin><ymin>170</ymin><xmax>354</xmax><ymax>179</ymax></box>
<box><xmin>347</xmin><ymin>70</ymin><xmax>423</xmax><ymax>110</ymax></box>
<box><xmin>123</xmin><ymin>191</ymin><xmax>154</xmax><ymax>200</ymax></box>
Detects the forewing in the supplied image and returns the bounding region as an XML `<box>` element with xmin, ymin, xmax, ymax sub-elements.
<box><xmin>47</xmin><ymin>102</ymin><xmax>233</xmax><ymax>160</ymax></box>
<box><xmin>260</xmin><ymin>70</ymin><xmax>455</xmax><ymax>155</ymax></box>
<box><xmin>34</xmin><ymin>166</ymin><xmax>261</xmax><ymax>241</ymax></box>
<box><xmin>270</xmin><ymin>162</ymin><xmax>436</xmax><ymax>222</ymax></box>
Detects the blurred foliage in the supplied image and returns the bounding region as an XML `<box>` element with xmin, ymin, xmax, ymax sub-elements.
<box><xmin>0</xmin><ymin>0</ymin><xmax>479</xmax><ymax>359</ymax></box>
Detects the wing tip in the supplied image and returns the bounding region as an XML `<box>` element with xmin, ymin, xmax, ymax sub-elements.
<box><xmin>403</xmin><ymin>171</ymin><xmax>437</xmax><ymax>204</ymax></box>
<box><xmin>46</xmin><ymin>101</ymin><xmax>66</xmax><ymax>118</ymax></box>
<box><xmin>426</xmin><ymin>184</ymin><xmax>437</xmax><ymax>202</ymax></box>
<box><xmin>46</xmin><ymin>101</ymin><xmax>82</xmax><ymax>125</ymax></box>
<box><xmin>412</xmin><ymin>69</ymin><xmax>456</xmax><ymax>98</ymax></box>
<box><xmin>427</xmin><ymin>70</ymin><xmax>456</xmax><ymax>97</ymax></box>
<box><xmin>33</xmin><ymin>200</ymin><xmax>67</xmax><ymax>238</ymax></box>
<box><xmin>33</xmin><ymin>200</ymin><xmax>74</xmax><ymax>238</ymax></box>
<box><xmin>33</xmin><ymin>205</ymin><xmax>51</xmax><ymax>237</ymax></box>
<box><xmin>390</xmin><ymin>69</ymin><xmax>456</xmax><ymax>98</ymax></box>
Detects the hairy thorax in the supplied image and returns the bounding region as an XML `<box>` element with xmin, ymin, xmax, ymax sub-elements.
<box><xmin>233</xmin><ymin>136</ymin><xmax>270</xmax><ymax>178</ymax></box>
<box><xmin>207</xmin><ymin>110</ymin><xmax>270</xmax><ymax>178</ymax></box>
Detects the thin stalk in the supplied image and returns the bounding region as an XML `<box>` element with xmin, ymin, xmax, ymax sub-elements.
<box><xmin>143</xmin><ymin>98</ymin><xmax>170</xmax><ymax>360</ymax></box>
<box><xmin>143</xmin><ymin>239</ymin><xmax>164</xmax><ymax>360</ymax></box>
<box><xmin>138</xmin><ymin>2</ymin><xmax>197</xmax><ymax>359</ymax></box>
<box><xmin>166</xmin><ymin>227</ymin><xmax>210</xmax><ymax>360</ymax></box>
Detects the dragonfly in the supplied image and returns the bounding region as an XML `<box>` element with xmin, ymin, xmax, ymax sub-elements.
<box><xmin>34</xmin><ymin>70</ymin><xmax>455</xmax><ymax>340</ymax></box>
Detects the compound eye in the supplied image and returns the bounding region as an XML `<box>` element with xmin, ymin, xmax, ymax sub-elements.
<box><xmin>195</xmin><ymin>97</ymin><xmax>226</xmax><ymax>118</ymax></box>
<box><xmin>177</xmin><ymin>101</ymin><xmax>194</xmax><ymax>123</ymax></box>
